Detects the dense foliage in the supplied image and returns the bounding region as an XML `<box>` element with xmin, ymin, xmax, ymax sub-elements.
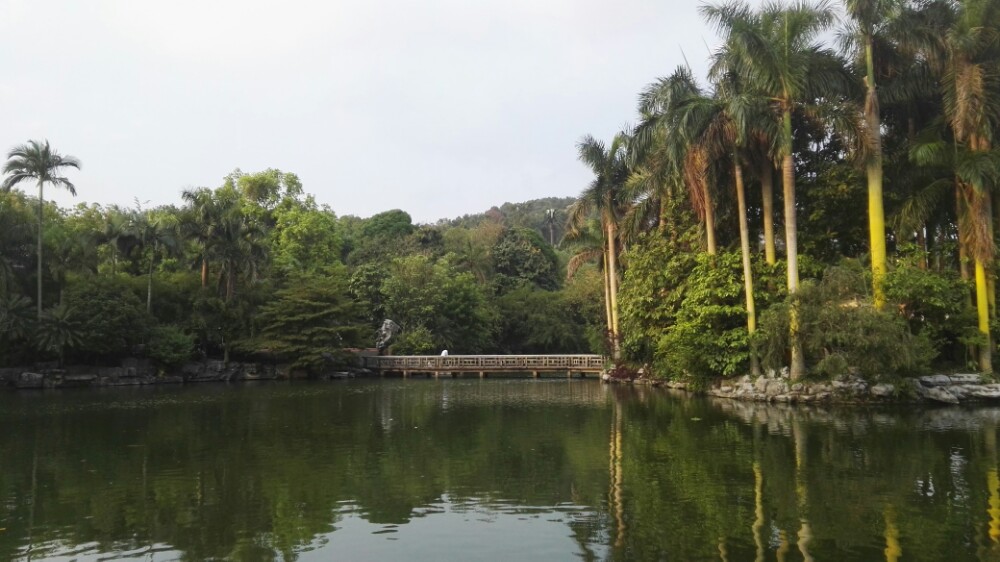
<box><xmin>5</xmin><ymin>0</ymin><xmax>1000</xmax><ymax>384</ymax></box>
<box><xmin>574</xmin><ymin>0</ymin><xmax>1000</xmax><ymax>382</ymax></box>
<box><xmin>0</xmin><ymin>169</ymin><xmax>602</xmax><ymax>373</ymax></box>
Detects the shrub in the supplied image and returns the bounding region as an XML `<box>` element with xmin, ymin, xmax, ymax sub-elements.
<box><xmin>146</xmin><ymin>325</ymin><xmax>195</xmax><ymax>369</ymax></box>
<box><xmin>757</xmin><ymin>264</ymin><xmax>935</xmax><ymax>379</ymax></box>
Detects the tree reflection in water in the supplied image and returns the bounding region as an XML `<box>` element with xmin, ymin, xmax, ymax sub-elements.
<box><xmin>0</xmin><ymin>382</ymin><xmax>999</xmax><ymax>560</ymax></box>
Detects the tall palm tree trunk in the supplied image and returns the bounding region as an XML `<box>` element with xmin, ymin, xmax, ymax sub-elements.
<box><xmin>976</xmin><ymin>256</ymin><xmax>993</xmax><ymax>374</ymax></box>
<box><xmin>735</xmin><ymin>159</ymin><xmax>761</xmax><ymax>376</ymax></box>
<box><xmin>761</xmin><ymin>164</ymin><xmax>776</xmax><ymax>265</ymax></box>
<box><xmin>704</xmin><ymin>179</ymin><xmax>717</xmax><ymax>255</ymax></box>
<box><xmin>864</xmin><ymin>39</ymin><xmax>888</xmax><ymax>311</ymax></box>
<box><xmin>36</xmin><ymin>179</ymin><xmax>44</xmax><ymax>319</ymax></box>
<box><xmin>606</xmin><ymin>218</ymin><xmax>621</xmax><ymax>358</ymax></box>
<box><xmin>782</xmin><ymin>110</ymin><xmax>806</xmax><ymax>380</ymax></box>
<box><xmin>201</xmin><ymin>258</ymin><xmax>209</xmax><ymax>288</ymax></box>
<box><xmin>147</xmin><ymin>241</ymin><xmax>156</xmax><ymax>313</ymax></box>
<box><xmin>971</xmin><ymin>135</ymin><xmax>994</xmax><ymax>373</ymax></box>
<box><xmin>602</xmin><ymin>251</ymin><xmax>614</xmax><ymax>345</ymax></box>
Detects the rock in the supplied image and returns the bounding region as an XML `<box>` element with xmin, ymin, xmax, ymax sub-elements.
<box><xmin>753</xmin><ymin>377</ymin><xmax>769</xmax><ymax>393</ymax></box>
<box><xmin>919</xmin><ymin>374</ymin><xmax>953</xmax><ymax>387</ymax></box>
<box><xmin>601</xmin><ymin>373</ymin><xmax>611</xmax><ymax>382</ymax></box>
<box><xmin>923</xmin><ymin>386</ymin><xmax>960</xmax><ymax>404</ymax></box>
<box><xmin>16</xmin><ymin>372</ymin><xmax>44</xmax><ymax>389</ymax></box>
<box><xmin>948</xmin><ymin>374</ymin><xmax>983</xmax><ymax>385</ymax></box>
<box><xmin>870</xmin><ymin>383</ymin><xmax>895</xmax><ymax>398</ymax></box>
<box><xmin>970</xmin><ymin>384</ymin><xmax>1000</xmax><ymax>400</ymax></box>
<box><xmin>949</xmin><ymin>385</ymin><xmax>971</xmax><ymax>400</ymax></box>
<box><xmin>766</xmin><ymin>380</ymin><xmax>789</xmax><ymax>396</ymax></box>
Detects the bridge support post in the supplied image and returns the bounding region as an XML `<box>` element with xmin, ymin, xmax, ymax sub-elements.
<box><xmin>479</xmin><ymin>371</ymin><xmax>486</xmax><ymax>378</ymax></box>
<box><xmin>567</xmin><ymin>370</ymin><xmax>572</xmax><ymax>379</ymax></box>
<box><xmin>532</xmin><ymin>371</ymin><xmax>539</xmax><ymax>379</ymax></box>
<box><xmin>403</xmin><ymin>371</ymin><xmax>409</xmax><ymax>378</ymax></box>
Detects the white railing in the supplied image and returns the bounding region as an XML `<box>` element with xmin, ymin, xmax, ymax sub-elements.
<box><xmin>364</xmin><ymin>354</ymin><xmax>606</xmax><ymax>372</ymax></box>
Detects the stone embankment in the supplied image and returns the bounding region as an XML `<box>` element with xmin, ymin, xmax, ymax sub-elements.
<box><xmin>604</xmin><ymin>370</ymin><xmax>1000</xmax><ymax>405</ymax></box>
<box><xmin>1</xmin><ymin>359</ymin><xmax>288</xmax><ymax>390</ymax></box>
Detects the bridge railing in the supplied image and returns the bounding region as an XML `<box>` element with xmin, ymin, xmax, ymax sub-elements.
<box><xmin>363</xmin><ymin>354</ymin><xmax>606</xmax><ymax>372</ymax></box>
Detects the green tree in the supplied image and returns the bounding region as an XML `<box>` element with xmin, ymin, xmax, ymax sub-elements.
<box><xmin>935</xmin><ymin>0</ymin><xmax>1000</xmax><ymax>372</ymax></box>
<box><xmin>382</xmin><ymin>255</ymin><xmax>495</xmax><ymax>353</ymax></box>
<box><xmin>270</xmin><ymin>196</ymin><xmax>342</xmax><ymax>273</ymax></box>
<box><xmin>492</xmin><ymin>227</ymin><xmax>560</xmax><ymax>293</ymax></box>
<box><xmin>63</xmin><ymin>277</ymin><xmax>151</xmax><ymax>363</ymax></box>
<box><xmin>568</xmin><ymin>132</ymin><xmax>630</xmax><ymax>358</ymax></box>
<box><xmin>841</xmin><ymin>0</ymin><xmax>906</xmax><ymax>310</ymax></box>
<box><xmin>702</xmin><ymin>0</ymin><xmax>851</xmax><ymax>379</ymax></box>
<box><xmin>1</xmin><ymin>140</ymin><xmax>81</xmax><ymax>319</ymax></box>
<box><xmin>253</xmin><ymin>267</ymin><xmax>366</xmax><ymax>372</ymax></box>
<box><xmin>35</xmin><ymin>304</ymin><xmax>84</xmax><ymax>366</ymax></box>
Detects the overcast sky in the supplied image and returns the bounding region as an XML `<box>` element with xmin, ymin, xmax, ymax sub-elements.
<box><xmin>1</xmin><ymin>0</ymin><xmax>761</xmax><ymax>223</ymax></box>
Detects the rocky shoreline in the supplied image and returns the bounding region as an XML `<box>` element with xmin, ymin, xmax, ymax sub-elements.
<box><xmin>0</xmin><ymin>359</ymin><xmax>365</xmax><ymax>390</ymax></box>
<box><xmin>603</xmin><ymin>370</ymin><xmax>1000</xmax><ymax>405</ymax></box>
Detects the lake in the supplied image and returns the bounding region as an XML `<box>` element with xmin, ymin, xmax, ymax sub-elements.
<box><xmin>1</xmin><ymin>379</ymin><xmax>999</xmax><ymax>561</ymax></box>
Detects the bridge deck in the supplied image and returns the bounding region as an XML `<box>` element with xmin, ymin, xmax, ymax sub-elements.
<box><xmin>364</xmin><ymin>354</ymin><xmax>606</xmax><ymax>376</ymax></box>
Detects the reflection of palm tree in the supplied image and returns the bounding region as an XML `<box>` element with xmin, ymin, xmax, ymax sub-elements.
<box><xmin>986</xmin><ymin>429</ymin><xmax>1000</xmax><ymax>548</ymax></box>
<box><xmin>792</xmin><ymin>418</ymin><xmax>814</xmax><ymax>562</ymax></box>
<box><xmin>608</xmin><ymin>398</ymin><xmax>625</xmax><ymax>549</ymax></box>
<box><xmin>750</xmin><ymin>418</ymin><xmax>766</xmax><ymax>562</ymax></box>
<box><xmin>884</xmin><ymin>504</ymin><xmax>902</xmax><ymax>562</ymax></box>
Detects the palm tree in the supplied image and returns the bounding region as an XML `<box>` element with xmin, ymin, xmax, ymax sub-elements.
<box><xmin>564</xmin><ymin>218</ymin><xmax>614</xmax><ymax>345</ymax></box>
<box><xmin>702</xmin><ymin>0</ymin><xmax>851</xmax><ymax>379</ymax></box>
<box><xmin>1</xmin><ymin>140</ymin><xmax>81</xmax><ymax>319</ymax></box>
<box><xmin>100</xmin><ymin>206</ymin><xmax>133</xmax><ymax>276</ymax></box>
<box><xmin>568</xmin><ymin>132</ymin><xmax>631</xmax><ymax>357</ymax></box>
<box><xmin>935</xmin><ymin>0</ymin><xmax>1000</xmax><ymax>372</ymax></box>
<box><xmin>637</xmin><ymin>67</ymin><xmax>720</xmax><ymax>254</ymax></box>
<box><xmin>46</xmin><ymin>225</ymin><xmax>96</xmax><ymax>306</ymax></box>
<box><xmin>132</xmin><ymin>210</ymin><xmax>180</xmax><ymax>313</ymax></box>
<box><xmin>668</xmin><ymin>64</ymin><xmax>770</xmax><ymax>376</ymax></box>
<box><xmin>841</xmin><ymin>0</ymin><xmax>906</xmax><ymax>310</ymax></box>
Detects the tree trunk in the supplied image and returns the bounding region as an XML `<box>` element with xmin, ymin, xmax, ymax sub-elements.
<box><xmin>147</xmin><ymin>242</ymin><xmax>156</xmax><ymax>314</ymax></box>
<box><xmin>606</xmin><ymin>218</ymin><xmax>621</xmax><ymax>359</ymax></box>
<box><xmin>761</xmin><ymin>164</ymin><xmax>776</xmax><ymax>265</ymax></box>
<box><xmin>704</xmin><ymin>178</ymin><xmax>717</xmax><ymax>255</ymax></box>
<box><xmin>917</xmin><ymin>226</ymin><xmax>928</xmax><ymax>271</ymax></box>
<box><xmin>865</xmin><ymin>38</ymin><xmax>888</xmax><ymax>310</ymax></box>
<box><xmin>602</xmin><ymin>251</ymin><xmax>614</xmax><ymax>348</ymax></box>
<box><xmin>735</xmin><ymin>159</ymin><xmax>760</xmax><ymax>377</ymax></box>
<box><xmin>971</xmin><ymin>135</ymin><xmax>994</xmax><ymax>372</ymax></box>
<box><xmin>783</xmin><ymin>109</ymin><xmax>805</xmax><ymax>380</ymax></box>
<box><xmin>201</xmin><ymin>258</ymin><xmax>209</xmax><ymax>288</ymax></box>
<box><xmin>976</xmin><ymin>259</ymin><xmax>992</xmax><ymax>373</ymax></box>
<box><xmin>37</xmin><ymin>180</ymin><xmax>44</xmax><ymax>319</ymax></box>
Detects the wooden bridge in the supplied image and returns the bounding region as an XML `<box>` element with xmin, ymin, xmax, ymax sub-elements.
<box><xmin>363</xmin><ymin>354</ymin><xmax>607</xmax><ymax>378</ymax></box>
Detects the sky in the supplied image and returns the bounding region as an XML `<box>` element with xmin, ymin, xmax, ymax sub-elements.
<box><xmin>0</xmin><ymin>0</ymin><xmax>759</xmax><ymax>223</ymax></box>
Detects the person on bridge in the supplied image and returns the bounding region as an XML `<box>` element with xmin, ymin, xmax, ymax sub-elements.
<box><xmin>441</xmin><ymin>350</ymin><xmax>448</xmax><ymax>356</ymax></box>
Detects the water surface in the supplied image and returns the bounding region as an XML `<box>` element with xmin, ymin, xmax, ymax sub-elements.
<box><xmin>2</xmin><ymin>379</ymin><xmax>1000</xmax><ymax>560</ymax></box>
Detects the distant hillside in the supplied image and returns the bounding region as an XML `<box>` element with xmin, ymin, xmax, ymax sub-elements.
<box><xmin>441</xmin><ymin>196</ymin><xmax>577</xmax><ymax>246</ymax></box>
